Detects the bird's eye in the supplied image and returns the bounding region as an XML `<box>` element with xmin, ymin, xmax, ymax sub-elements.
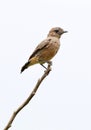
<box><xmin>54</xmin><ymin>29</ymin><xmax>59</xmax><ymax>33</ymax></box>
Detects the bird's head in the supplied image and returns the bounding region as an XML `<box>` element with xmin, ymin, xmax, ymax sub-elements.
<box><xmin>48</xmin><ymin>27</ymin><xmax>67</xmax><ymax>38</ymax></box>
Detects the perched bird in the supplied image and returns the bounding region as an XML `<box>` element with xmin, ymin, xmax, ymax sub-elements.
<box><xmin>21</xmin><ymin>27</ymin><xmax>67</xmax><ymax>73</ymax></box>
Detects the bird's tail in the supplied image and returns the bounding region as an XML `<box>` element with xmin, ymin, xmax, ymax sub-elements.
<box><xmin>21</xmin><ymin>61</ymin><xmax>30</xmax><ymax>73</ymax></box>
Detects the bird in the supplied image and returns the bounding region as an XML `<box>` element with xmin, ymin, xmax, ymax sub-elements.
<box><xmin>21</xmin><ymin>27</ymin><xmax>67</xmax><ymax>73</ymax></box>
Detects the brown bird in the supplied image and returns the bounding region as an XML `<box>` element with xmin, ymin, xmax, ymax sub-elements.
<box><xmin>21</xmin><ymin>27</ymin><xmax>67</xmax><ymax>73</ymax></box>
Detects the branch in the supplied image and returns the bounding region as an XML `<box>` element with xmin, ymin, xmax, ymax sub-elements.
<box><xmin>3</xmin><ymin>62</ymin><xmax>52</xmax><ymax>130</ymax></box>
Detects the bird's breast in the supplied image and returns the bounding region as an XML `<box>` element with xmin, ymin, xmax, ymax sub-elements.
<box><xmin>38</xmin><ymin>38</ymin><xmax>60</xmax><ymax>62</ymax></box>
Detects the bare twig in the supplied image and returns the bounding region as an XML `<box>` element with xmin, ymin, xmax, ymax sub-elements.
<box><xmin>4</xmin><ymin>62</ymin><xmax>52</xmax><ymax>130</ymax></box>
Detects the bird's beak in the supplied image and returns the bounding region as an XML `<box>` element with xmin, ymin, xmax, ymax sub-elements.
<box><xmin>63</xmin><ymin>31</ymin><xmax>68</xmax><ymax>33</ymax></box>
<box><xmin>59</xmin><ymin>30</ymin><xmax>68</xmax><ymax>35</ymax></box>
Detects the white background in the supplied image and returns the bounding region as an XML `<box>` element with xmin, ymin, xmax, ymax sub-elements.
<box><xmin>0</xmin><ymin>0</ymin><xmax>91</xmax><ymax>130</ymax></box>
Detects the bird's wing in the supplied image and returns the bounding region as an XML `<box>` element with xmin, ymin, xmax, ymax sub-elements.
<box><xmin>28</xmin><ymin>38</ymin><xmax>51</xmax><ymax>60</ymax></box>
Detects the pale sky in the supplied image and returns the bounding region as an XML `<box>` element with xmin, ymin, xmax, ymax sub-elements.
<box><xmin>0</xmin><ymin>0</ymin><xmax>91</xmax><ymax>130</ymax></box>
